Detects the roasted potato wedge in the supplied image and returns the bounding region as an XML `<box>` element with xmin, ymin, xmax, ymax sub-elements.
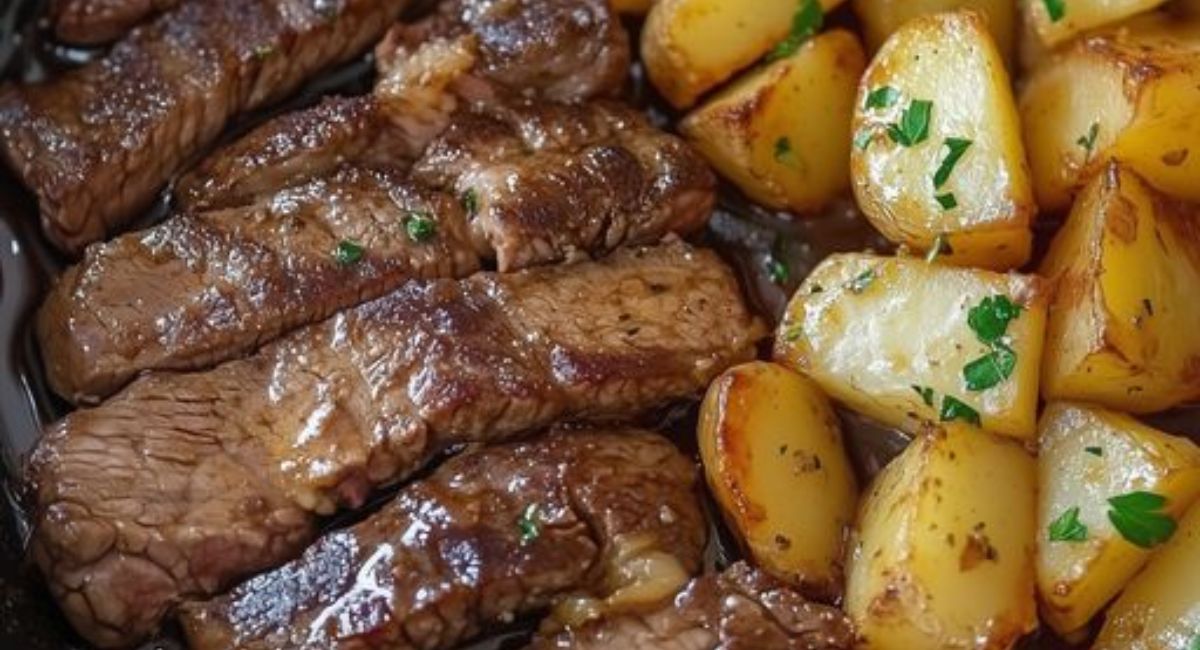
<box><xmin>852</xmin><ymin>0</ymin><xmax>1016</xmax><ymax>63</ymax></box>
<box><xmin>1036</xmin><ymin>402</ymin><xmax>1200</xmax><ymax>637</ymax></box>
<box><xmin>774</xmin><ymin>253</ymin><xmax>1048</xmax><ymax>441</ymax></box>
<box><xmin>1021</xmin><ymin>0</ymin><xmax>1169</xmax><ymax>48</ymax></box>
<box><xmin>681</xmin><ymin>30</ymin><xmax>866</xmax><ymax>214</ymax></box>
<box><xmin>698</xmin><ymin>362</ymin><xmax>858</xmax><ymax>598</ymax></box>
<box><xmin>845</xmin><ymin>428</ymin><xmax>1039</xmax><ymax>650</ymax></box>
<box><xmin>1038</xmin><ymin>164</ymin><xmax>1200</xmax><ymax>413</ymax></box>
<box><xmin>641</xmin><ymin>0</ymin><xmax>847</xmax><ymax>108</ymax></box>
<box><xmin>1093</xmin><ymin>501</ymin><xmax>1200</xmax><ymax>650</ymax></box>
<box><xmin>1020</xmin><ymin>14</ymin><xmax>1200</xmax><ymax>212</ymax></box>
<box><xmin>851</xmin><ymin>10</ymin><xmax>1035</xmax><ymax>270</ymax></box>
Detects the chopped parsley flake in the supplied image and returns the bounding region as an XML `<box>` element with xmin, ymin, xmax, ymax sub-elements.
<box><xmin>934</xmin><ymin>137</ymin><xmax>973</xmax><ymax>188</ymax></box>
<box><xmin>1077</xmin><ymin>122</ymin><xmax>1099</xmax><ymax>158</ymax></box>
<box><xmin>517</xmin><ymin>503</ymin><xmax>541</xmax><ymax>545</ymax></box>
<box><xmin>963</xmin><ymin>344</ymin><xmax>1017</xmax><ymax>391</ymax></box>
<box><xmin>461</xmin><ymin>188</ymin><xmax>479</xmax><ymax>216</ymax></box>
<box><xmin>865</xmin><ymin>86</ymin><xmax>900</xmax><ymax>110</ymax></box>
<box><xmin>405</xmin><ymin>212</ymin><xmax>437</xmax><ymax>243</ymax></box>
<box><xmin>1048</xmin><ymin>506</ymin><xmax>1088</xmax><ymax>542</ymax></box>
<box><xmin>940</xmin><ymin>395</ymin><xmax>981</xmax><ymax>426</ymax></box>
<box><xmin>853</xmin><ymin>128</ymin><xmax>874</xmax><ymax>151</ymax></box>
<box><xmin>968</xmin><ymin>295</ymin><xmax>1023</xmax><ymax>344</ymax></box>
<box><xmin>887</xmin><ymin>99</ymin><xmax>932</xmax><ymax>147</ymax></box>
<box><xmin>1043</xmin><ymin>0</ymin><xmax>1066</xmax><ymax>23</ymax></box>
<box><xmin>774</xmin><ymin>137</ymin><xmax>798</xmax><ymax>167</ymax></box>
<box><xmin>333</xmin><ymin>239</ymin><xmax>364</xmax><ymax>266</ymax></box>
<box><xmin>768</xmin><ymin>0</ymin><xmax>824</xmax><ymax>61</ymax></box>
<box><xmin>1085</xmin><ymin>446</ymin><xmax>1103</xmax><ymax>457</ymax></box>
<box><xmin>936</xmin><ymin>193</ymin><xmax>958</xmax><ymax>210</ymax></box>
<box><xmin>1108</xmin><ymin>491</ymin><xmax>1176</xmax><ymax>549</ymax></box>
<box><xmin>766</xmin><ymin>256</ymin><xmax>790</xmax><ymax>285</ymax></box>
<box><xmin>911</xmin><ymin>385</ymin><xmax>935</xmax><ymax>407</ymax></box>
<box><xmin>847</xmin><ymin>269</ymin><xmax>876</xmax><ymax>294</ymax></box>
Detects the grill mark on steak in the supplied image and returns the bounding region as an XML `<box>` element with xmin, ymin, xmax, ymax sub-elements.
<box><xmin>37</xmin><ymin>97</ymin><xmax>715</xmax><ymax>404</ymax></box>
<box><xmin>0</xmin><ymin>0</ymin><xmax>410</xmax><ymax>253</ymax></box>
<box><xmin>530</xmin><ymin>562</ymin><xmax>856</xmax><ymax>650</ymax></box>
<box><xmin>26</xmin><ymin>241</ymin><xmax>763</xmax><ymax>648</ymax></box>
<box><xmin>178</xmin><ymin>429</ymin><xmax>706</xmax><ymax>650</ymax></box>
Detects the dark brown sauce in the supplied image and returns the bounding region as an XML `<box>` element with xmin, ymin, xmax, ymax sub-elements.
<box><xmin>0</xmin><ymin>4</ymin><xmax>1196</xmax><ymax>650</ymax></box>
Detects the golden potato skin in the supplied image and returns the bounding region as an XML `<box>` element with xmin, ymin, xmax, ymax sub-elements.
<box><xmin>1093</xmin><ymin>502</ymin><xmax>1200</xmax><ymax>650</ymax></box>
<box><xmin>851</xmin><ymin>10</ymin><xmax>1035</xmax><ymax>270</ymax></box>
<box><xmin>852</xmin><ymin>0</ymin><xmax>1016</xmax><ymax>63</ymax></box>
<box><xmin>845</xmin><ymin>428</ymin><xmax>1039</xmax><ymax>650</ymax></box>
<box><xmin>681</xmin><ymin>30</ymin><xmax>866</xmax><ymax>214</ymax></box>
<box><xmin>1020</xmin><ymin>15</ymin><xmax>1200</xmax><ymax>213</ymax></box>
<box><xmin>1022</xmin><ymin>0</ymin><xmax>1169</xmax><ymax>48</ymax></box>
<box><xmin>641</xmin><ymin>0</ymin><xmax>847</xmax><ymax>109</ymax></box>
<box><xmin>698</xmin><ymin>361</ymin><xmax>858</xmax><ymax>599</ymax></box>
<box><xmin>774</xmin><ymin>253</ymin><xmax>1048</xmax><ymax>441</ymax></box>
<box><xmin>1038</xmin><ymin>164</ymin><xmax>1200</xmax><ymax>413</ymax></box>
<box><xmin>1036</xmin><ymin>402</ymin><xmax>1200</xmax><ymax>636</ymax></box>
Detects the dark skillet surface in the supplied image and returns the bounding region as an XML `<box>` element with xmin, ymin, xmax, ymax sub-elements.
<box><xmin>0</xmin><ymin>2</ymin><xmax>1197</xmax><ymax>649</ymax></box>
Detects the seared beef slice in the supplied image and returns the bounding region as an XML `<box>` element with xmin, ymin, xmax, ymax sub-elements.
<box><xmin>180</xmin><ymin>429</ymin><xmax>706</xmax><ymax>650</ymax></box>
<box><xmin>530</xmin><ymin>563</ymin><xmax>855</xmax><ymax>650</ymax></box>
<box><xmin>26</xmin><ymin>242</ymin><xmax>762</xmax><ymax>647</ymax></box>
<box><xmin>0</xmin><ymin>0</ymin><xmax>409</xmax><ymax>253</ymax></box>
<box><xmin>38</xmin><ymin>99</ymin><xmax>714</xmax><ymax>404</ymax></box>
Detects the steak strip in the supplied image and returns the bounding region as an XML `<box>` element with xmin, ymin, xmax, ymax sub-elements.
<box><xmin>27</xmin><ymin>241</ymin><xmax>762</xmax><ymax>647</ymax></box>
<box><xmin>49</xmin><ymin>0</ymin><xmax>182</xmax><ymax>45</ymax></box>
<box><xmin>38</xmin><ymin>98</ymin><xmax>714</xmax><ymax>403</ymax></box>
<box><xmin>179</xmin><ymin>429</ymin><xmax>707</xmax><ymax>650</ymax></box>
<box><xmin>529</xmin><ymin>562</ymin><xmax>855</xmax><ymax>650</ymax></box>
<box><xmin>0</xmin><ymin>0</ymin><xmax>411</xmax><ymax>253</ymax></box>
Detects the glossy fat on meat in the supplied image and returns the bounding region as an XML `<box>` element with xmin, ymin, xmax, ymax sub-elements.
<box><xmin>529</xmin><ymin>563</ymin><xmax>856</xmax><ymax>650</ymax></box>
<box><xmin>37</xmin><ymin>97</ymin><xmax>715</xmax><ymax>404</ymax></box>
<box><xmin>0</xmin><ymin>0</ymin><xmax>409</xmax><ymax>253</ymax></box>
<box><xmin>26</xmin><ymin>241</ymin><xmax>763</xmax><ymax>648</ymax></box>
<box><xmin>49</xmin><ymin>0</ymin><xmax>182</xmax><ymax>45</ymax></box>
<box><xmin>179</xmin><ymin>429</ymin><xmax>706</xmax><ymax>650</ymax></box>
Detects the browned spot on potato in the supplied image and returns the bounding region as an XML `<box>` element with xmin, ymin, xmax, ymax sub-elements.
<box><xmin>959</xmin><ymin>523</ymin><xmax>998</xmax><ymax>571</ymax></box>
<box><xmin>1182</xmin><ymin>354</ymin><xmax>1200</xmax><ymax>384</ymax></box>
<box><xmin>1161</xmin><ymin>148</ymin><xmax>1190</xmax><ymax>166</ymax></box>
<box><xmin>1105</xmin><ymin>194</ymin><xmax>1139</xmax><ymax>243</ymax></box>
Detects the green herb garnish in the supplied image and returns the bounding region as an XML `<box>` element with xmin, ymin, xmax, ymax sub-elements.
<box><xmin>1085</xmin><ymin>446</ymin><xmax>1103</xmax><ymax>457</ymax></box>
<box><xmin>517</xmin><ymin>503</ymin><xmax>541</xmax><ymax>545</ymax></box>
<box><xmin>1077</xmin><ymin>122</ymin><xmax>1099</xmax><ymax>157</ymax></box>
<box><xmin>968</xmin><ymin>295</ymin><xmax>1023</xmax><ymax>344</ymax></box>
<box><xmin>853</xmin><ymin>128</ymin><xmax>874</xmax><ymax>151</ymax></box>
<box><xmin>887</xmin><ymin>99</ymin><xmax>933</xmax><ymax>147</ymax></box>
<box><xmin>963</xmin><ymin>344</ymin><xmax>1017</xmax><ymax>391</ymax></box>
<box><xmin>936</xmin><ymin>193</ymin><xmax>958</xmax><ymax>210</ymax></box>
<box><xmin>405</xmin><ymin>212</ymin><xmax>437</xmax><ymax>242</ymax></box>
<box><xmin>934</xmin><ymin>137</ymin><xmax>973</xmax><ymax>188</ymax></box>
<box><xmin>461</xmin><ymin>188</ymin><xmax>479</xmax><ymax>216</ymax></box>
<box><xmin>865</xmin><ymin>86</ymin><xmax>900</xmax><ymax>110</ymax></box>
<box><xmin>911</xmin><ymin>385</ymin><xmax>935</xmax><ymax>407</ymax></box>
<box><xmin>774</xmin><ymin>137</ymin><xmax>798</xmax><ymax>167</ymax></box>
<box><xmin>333</xmin><ymin>239</ymin><xmax>364</xmax><ymax>266</ymax></box>
<box><xmin>940</xmin><ymin>395</ymin><xmax>981</xmax><ymax>426</ymax></box>
<box><xmin>766</xmin><ymin>256</ymin><xmax>790</xmax><ymax>285</ymax></box>
<box><xmin>1048</xmin><ymin>506</ymin><xmax>1089</xmax><ymax>542</ymax></box>
<box><xmin>1043</xmin><ymin>0</ymin><xmax>1066</xmax><ymax>23</ymax></box>
<box><xmin>847</xmin><ymin>269</ymin><xmax>876</xmax><ymax>294</ymax></box>
<box><xmin>1108</xmin><ymin>491</ymin><xmax>1176</xmax><ymax>549</ymax></box>
<box><xmin>768</xmin><ymin>0</ymin><xmax>823</xmax><ymax>61</ymax></box>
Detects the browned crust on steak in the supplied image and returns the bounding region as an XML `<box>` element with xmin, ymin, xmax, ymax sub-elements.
<box><xmin>530</xmin><ymin>562</ymin><xmax>856</xmax><ymax>650</ymax></box>
<box><xmin>178</xmin><ymin>429</ymin><xmax>705</xmax><ymax>650</ymax></box>
<box><xmin>49</xmin><ymin>0</ymin><xmax>181</xmax><ymax>45</ymax></box>
<box><xmin>0</xmin><ymin>0</ymin><xmax>409</xmax><ymax>253</ymax></box>
<box><xmin>27</xmin><ymin>241</ymin><xmax>763</xmax><ymax>647</ymax></box>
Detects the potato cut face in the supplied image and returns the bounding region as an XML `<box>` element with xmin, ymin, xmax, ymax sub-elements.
<box><xmin>774</xmin><ymin>253</ymin><xmax>1048</xmax><ymax>441</ymax></box>
<box><xmin>1093</xmin><ymin>502</ymin><xmax>1200</xmax><ymax>650</ymax></box>
<box><xmin>681</xmin><ymin>30</ymin><xmax>865</xmax><ymax>215</ymax></box>
<box><xmin>1022</xmin><ymin>0</ymin><xmax>1168</xmax><ymax>48</ymax></box>
<box><xmin>852</xmin><ymin>0</ymin><xmax>1016</xmax><ymax>63</ymax></box>
<box><xmin>1036</xmin><ymin>402</ymin><xmax>1200</xmax><ymax>636</ymax></box>
<box><xmin>846</xmin><ymin>428</ymin><xmax>1038</xmax><ymax>650</ymax></box>
<box><xmin>851</xmin><ymin>10</ymin><xmax>1035</xmax><ymax>271</ymax></box>
<box><xmin>642</xmin><ymin>0</ymin><xmax>847</xmax><ymax>108</ymax></box>
<box><xmin>1038</xmin><ymin>165</ymin><xmax>1200</xmax><ymax>413</ymax></box>
<box><xmin>1020</xmin><ymin>15</ymin><xmax>1200</xmax><ymax>213</ymax></box>
<box><xmin>697</xmin><ymin>362</ymin><xmax>858</xmax><ymax>598</ymax></box>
